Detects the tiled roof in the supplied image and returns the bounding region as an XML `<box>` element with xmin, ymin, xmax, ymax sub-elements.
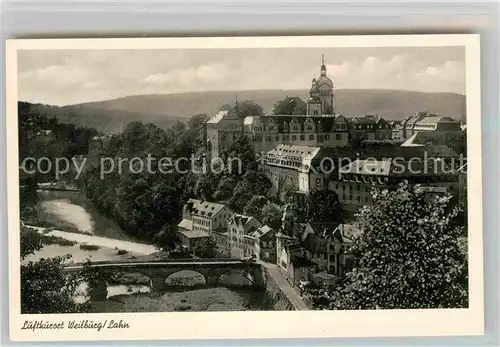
<box><xmin>265</xmin><ymin>144</ymin><xmax>321</xmax><ymax>161</ymax></box>
<box><xmin>188</xmin><ymin>200</ymin><xmax>227</xmax><ymax>218</ymax></box>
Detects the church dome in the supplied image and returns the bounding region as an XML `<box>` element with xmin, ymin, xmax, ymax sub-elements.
<box><xmin>316</xmin><ymin>74</ymin><xmax>333</xmax><ymax>89</ymax></box>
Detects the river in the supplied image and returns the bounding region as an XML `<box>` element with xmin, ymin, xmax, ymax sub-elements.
<box><xmin>27</xmin><ymin>190</ymin><xmax>277</xmax><ymax>311</ymax></box>
<box><xmin>36</xmin><ymin>190</ymin><xmax>145</xmax><ymax>243</ymax></box>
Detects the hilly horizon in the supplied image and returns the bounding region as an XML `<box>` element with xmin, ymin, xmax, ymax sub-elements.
<box><xmin>75</xmin><ymin>88</ymin><xmax>466</xmax><ymax>120</ymax></box>
<box><xmin>21</xmin><ymin>89</ymin><xmax>466</xmax><ymax>133</ymax></box>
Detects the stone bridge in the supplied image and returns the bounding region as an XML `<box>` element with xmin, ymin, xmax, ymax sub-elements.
<box><xmin>64</xmin><ymin>259</ymin><xmax>266</xmax><ymax>299</ymax></box>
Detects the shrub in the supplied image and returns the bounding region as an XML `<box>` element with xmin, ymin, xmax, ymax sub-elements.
<box><xmin>79</xmin><ymin>244</ymin><xmax>100</xmax><ymax>251</ymax></box>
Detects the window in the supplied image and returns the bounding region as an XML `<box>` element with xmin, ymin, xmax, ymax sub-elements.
<box><xmin>316</xmin><ymin>178</ymin><xmax>321</xmax><ymax>187</ymax></box>
<box><xmin>336</xmin><ymin>134</ymin><xmax>341</xmax><ymax>140</ymax></box>
<box><xmin>309</xmin><ymin>134</ymin><xmax>314</xmax><ymax>140</ymax></box>
<box><xmin>325</xmin><ymin>134</ymin><xmax>330</xmax><ymax>140</ymax></box>
<box><xmin>300</xmin><ymin>134</ymin><xmax>305</xmax><ymax>141</ymax></box>
<box><xmin>292</xmin><ymin>135</ymin><xmax>296</xmax><ymax>141</ymax></box>
<box><xmin>276</xmin><ymin>135</ymin><xmax>280</xmax><ymax>141</ymax></box>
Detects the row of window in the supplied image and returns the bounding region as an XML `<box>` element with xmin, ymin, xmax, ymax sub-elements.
<box><xmin>252</xmin><ymin>133</ymin><xmax>342</xmax><ymax>142</ymax></box>
<box><xmin>352</xmin><ymin>124</ymin><xmax>390</xmax><ymax>130</ymax></box>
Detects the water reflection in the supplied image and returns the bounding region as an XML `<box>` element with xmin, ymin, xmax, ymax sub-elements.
<box><xmin>40</xmin><ymin>199</ymin><xmax>94</xmax><ymax>234</ymax></box>
<box><xmin>36</xmin><ymin>190</ymin><xmax>145</xmax><ymax>243</ymax></box>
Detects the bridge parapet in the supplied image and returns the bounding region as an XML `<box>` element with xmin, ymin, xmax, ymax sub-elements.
<box><xmin>65</xmin><ymin>260</ymin><xmax>265</xmax><ymax>300</ymax></box>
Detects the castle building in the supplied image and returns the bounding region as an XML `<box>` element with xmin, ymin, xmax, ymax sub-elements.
<box><xmin>243</xmin><ymin>57</ymin><xmax>349</xmax><ymax>154</ymax></box>
<box><xmin>203</xmin><ymin>56</ymin><xmax>349</xmax><ymax>158</ymax></box>
<box><xmin>205</xmin><ymin>110</ymin><xmax>244</xmax><ymax>159</ymax></box>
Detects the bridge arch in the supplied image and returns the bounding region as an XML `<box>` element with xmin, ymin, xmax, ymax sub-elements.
<box><xmin>164</xmin><ymin>269</ymin><xmax>207</xmax><ymax>287</ymax></box>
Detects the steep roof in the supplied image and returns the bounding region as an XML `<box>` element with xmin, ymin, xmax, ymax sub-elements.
<box><xmin>228</xmin><ymin>213</ymin><xmax>262</xmax><ymax>233</ymax></box>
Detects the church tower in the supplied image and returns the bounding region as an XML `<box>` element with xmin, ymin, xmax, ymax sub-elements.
<box><xmin>307</xmin><ymin>55</ymin><xmax>335</xmax><ymax>115</ymax></box>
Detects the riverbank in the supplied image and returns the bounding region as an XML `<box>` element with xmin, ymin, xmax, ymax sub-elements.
<box><xmin>26</xmin><ymin>225</ymin><xmax>158</xmax><ymax>256</ymax></box>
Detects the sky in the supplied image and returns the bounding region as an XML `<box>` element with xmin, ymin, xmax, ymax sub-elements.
<box><xmin>18</xmin><ymin>46</ymin><xmax>465</xmax><ymax>106</ymax></box>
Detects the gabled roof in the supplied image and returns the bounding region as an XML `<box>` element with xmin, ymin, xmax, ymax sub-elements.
<box><xmin>228</xmin><ymin>213</ymin><xmax>262</xmax><ymax>233</ymax></box>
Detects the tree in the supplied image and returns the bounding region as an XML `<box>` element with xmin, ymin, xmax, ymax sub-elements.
<box><xmin>152</xmin><ymin>224</ymin><xmax>179</xmax><ymax>251</ymax></box>
<box><xmin>330</xmin><ymin>183</ymin><xmax>468</xmax><ymax>310</ymax></box>
<box><xmin>20</xmin><ymin>225</ymin><xmax>44</xmax><ymax>259</ymax></box>
<box><xmin>279</xmin><ymin>183</ymin><xmax>297</xmax><ymax>205</ymax></box>
<box><xmin>228</xmin><ymin>101</ymin><xmax>263</xmax><ymax>119</ymax></box>
<box><xmin>243</xmin><ymin>195</ymin><xmax>269</xmax><ymax>221</ymax></box>
<box><xmin>260</xmin><ymin>202</ymin><xmax>283</xmax><ymax>230</ymax></box>
<box><xmin>226</xmin><ymin>135</ymin><xmax>255</xmax><ymax>174</ymax></box>
<box><xmin>194</xmin><ymin>171</ymin><xmax>219</xmax><ymax>201</ymax></box>
<box><xmin>20</xmin><ymin>225</ymin><xmax>90</xmax><ymax>314</ymax></box>
<box><xmin>230</xmin><ymin>170</ymin><xmax>272</xmax><ymax>212</ymax></box>
<box><xmin>192</xmin><ymin>236</ymin><xmax>217</xmax><ymax>258</ymax></box>
<box><xmin>188</xmin><ymin>113</ymin><xmax>209</xmax><ymax>129</ymax></box>
<box><xmin>306</xmin><ymin>190</ymin><xmax>343</xmax><ymax>224</ymax></box>
<box><xmin>213</xmin><ymin>175</ymin><xmax>239</xmax><ymax>201</ymax></box>
<box><xmin>272</xmin><ymin>96</ymin><xmax>307</xmax><ymax>115</ymax></box>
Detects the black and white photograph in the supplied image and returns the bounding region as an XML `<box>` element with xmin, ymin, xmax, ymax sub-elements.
<box><xmin>6</xmin><ymin>35</ymin><xmax>483</xmax><ymax>341</ymax></box>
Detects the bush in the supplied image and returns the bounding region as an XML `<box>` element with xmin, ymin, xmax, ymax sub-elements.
<box><xmin>79</xmin><ymin>244</ymin><xmax>100</xmax><ymax>251</ymax></box>
<box><xmin>42</xmin><ymin>235</ymin><xmax>77</xmax><ymax>247</ymax></box>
